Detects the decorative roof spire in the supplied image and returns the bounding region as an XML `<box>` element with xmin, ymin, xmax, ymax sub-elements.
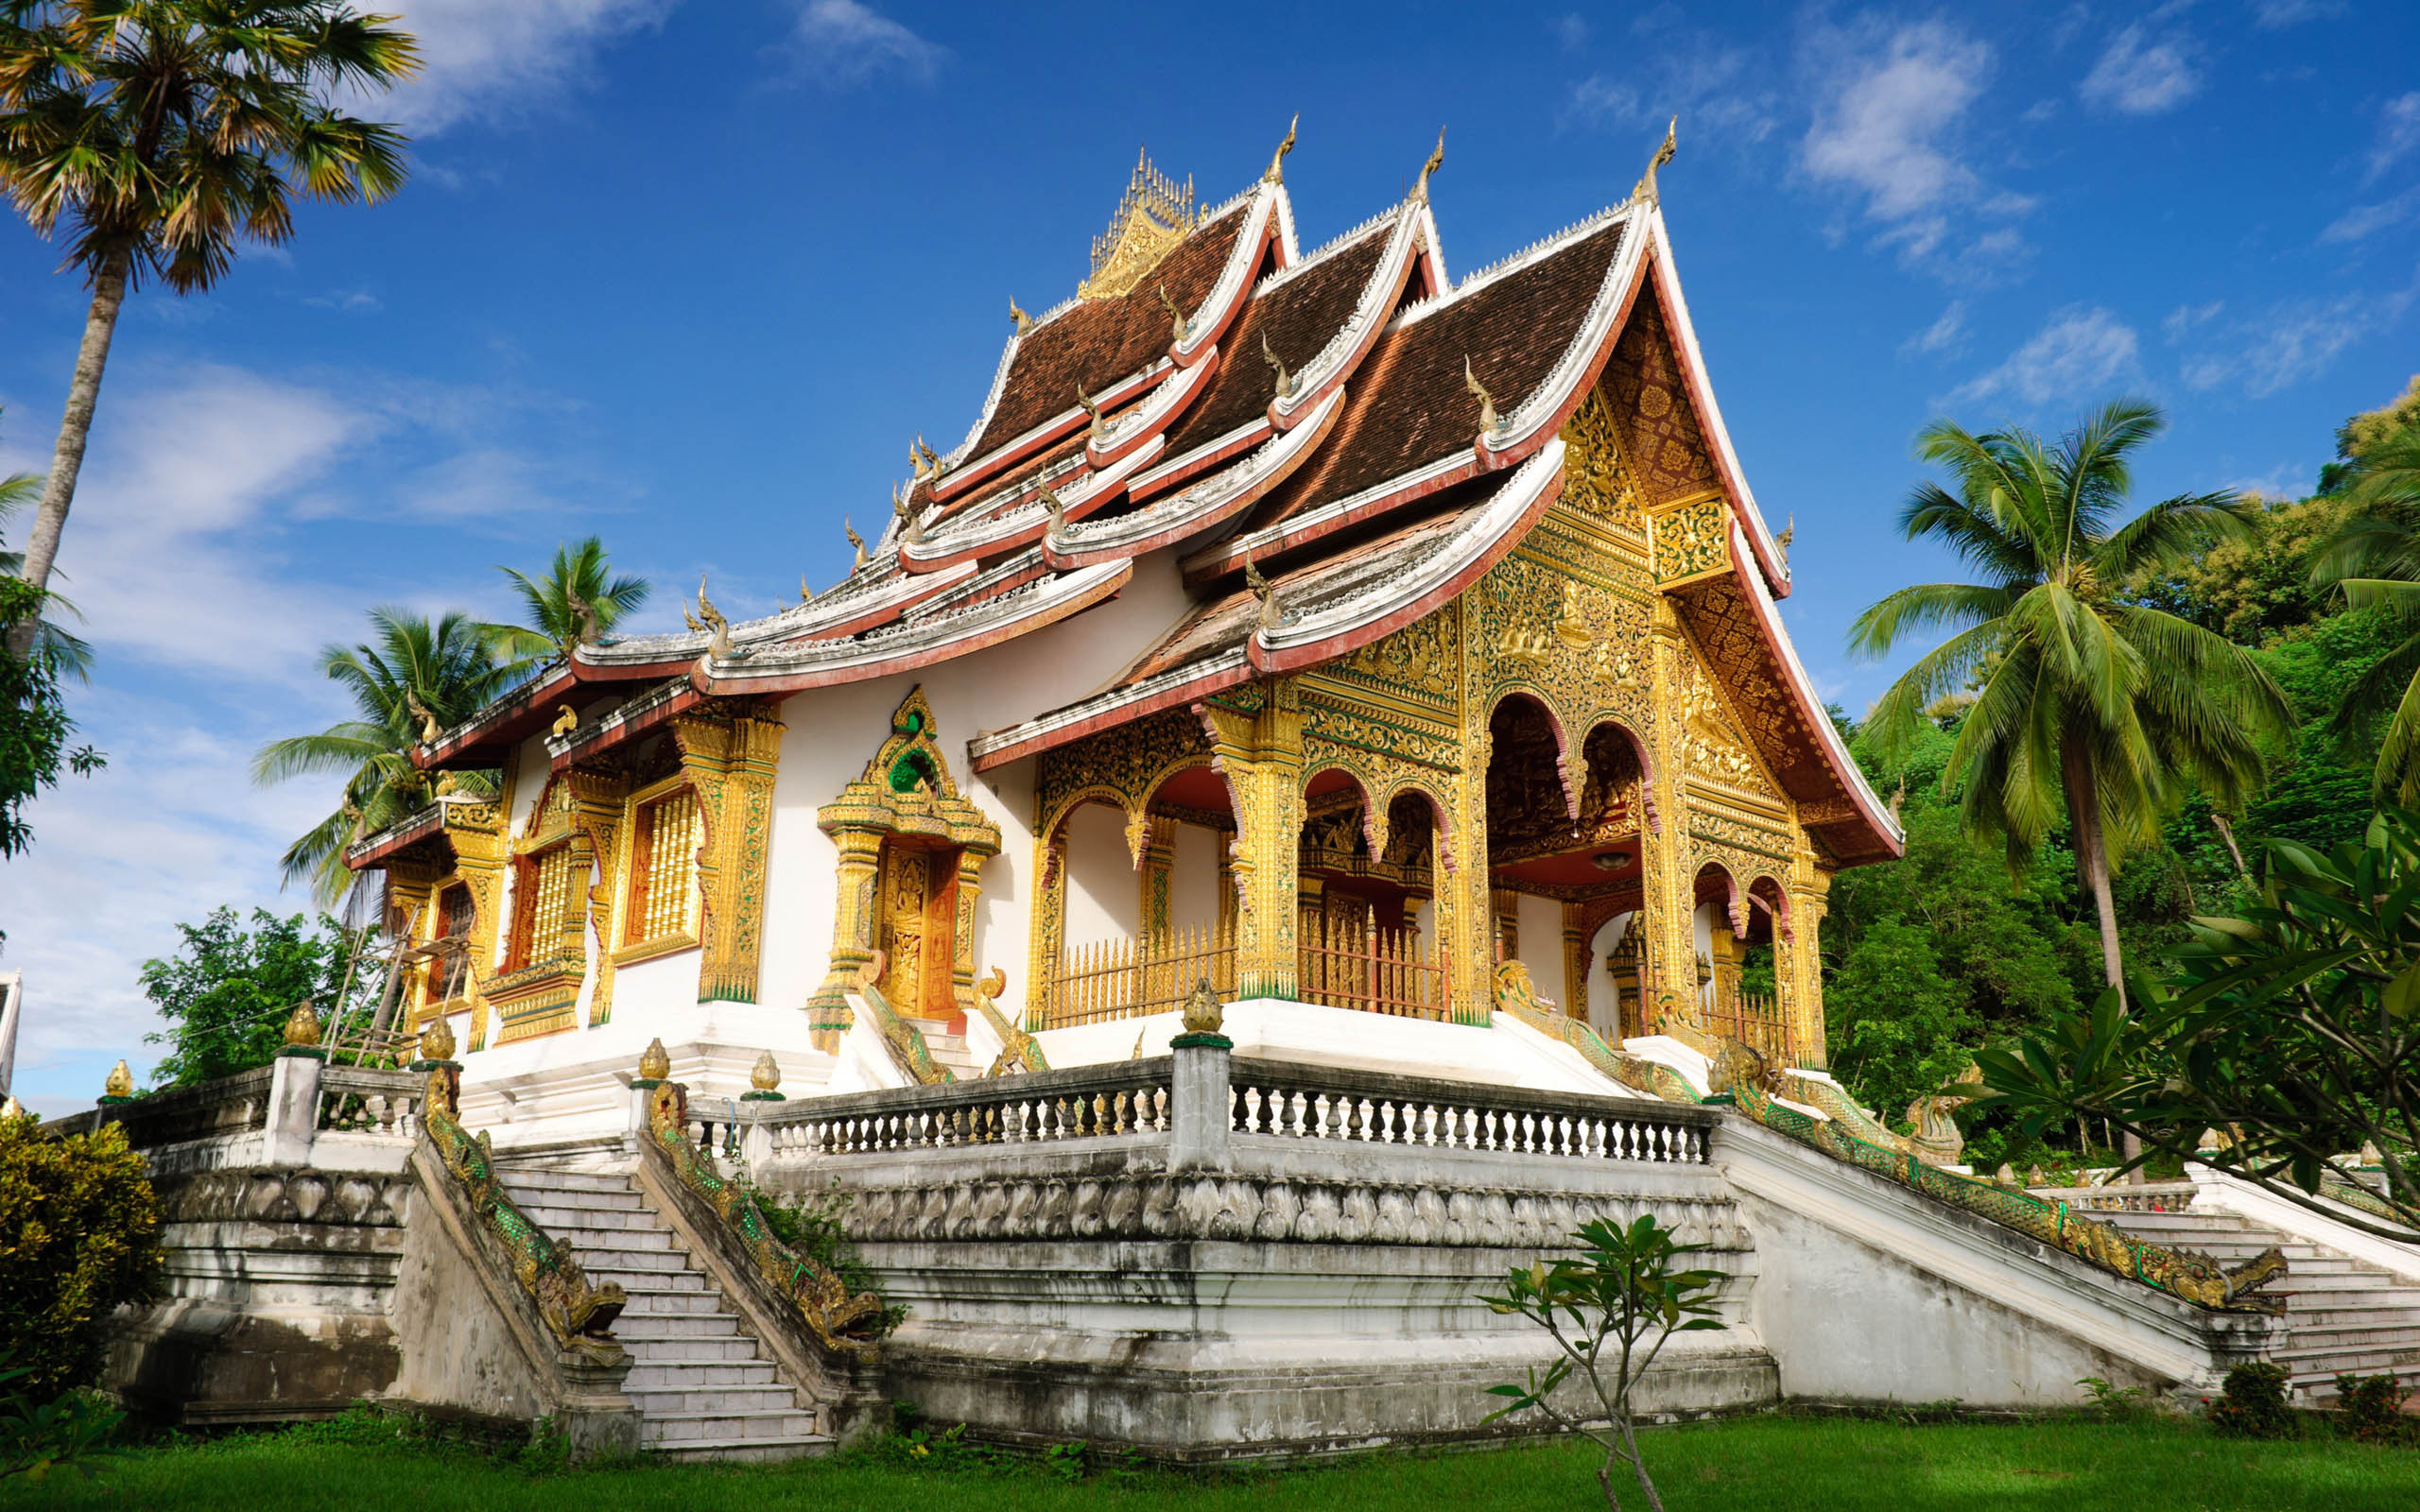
<box><xmin>844</xmin><ymin>516</ymin><xmax>867</xmax><ymax>571</ymax></box>
<box><xmin>1632</xmin><ymin>116</ymin><xmax>1677</xmax><ymax>206</ymax></box>
<box><xmin>1080</xmin><ymin>147</ymin><xmax>1198</xmax><ymax>301</ymax></box>
<box><xmin>1412</xmin><ymin>127</ymin><xmax>1444</xmax><ymax>201</ymax></box>
<box><xmin>1009</xmin><ymin>297</ymin><xmax>1032</xmax><ymax>335</ymax></box>
<box><xmin>1264</xmin><ymin>112</ymin><xmax>1298</xmax><ymax>183</ymax></box>
<box><xmin>1261</xmin><ymin>328</ymin><xmax>1296</xmax><ymax>399</ymax></box>
<box><xmin>1463</xmin><ymin>355</ymin><xmax>1502</xmax><ymax>436</ymax></box>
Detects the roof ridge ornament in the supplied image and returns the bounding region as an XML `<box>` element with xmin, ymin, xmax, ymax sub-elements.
<box><xmin>1261</xmin><ymin>328</ymin><xmax>1297</xmax><ymax>399</ymax></box>
<box><xmin>1156</xmin><ymin>281</ymin><xmax>1192</xmax><ymax>344</ymax></box>
<box><xmin>1242</xmin><ymin>551</ymin><xmax>1286</xmax><ymax>631</ymax></box>
<box><xmin>1076</xmin><ymin>381</ymin><xmax>1105</xmax><ymax>439</ymax></box>
<box><xmin>1463</xmin><ymin>355</ymin><xmax>1504</xmax><ymax>436</ymax></box>
<box><xmin>1009</xmin><ymin>297</ymin><xmax>1033</xmax><ymax>335</ymax></box>
<box><xmin>1080</xmin><ymin>146</ymin><xmax>1199</xmax><ymax>301</ymax></box>
<box><xmin>1632</xmin><ymin>116</ymin><xmax>1676</xmax><ymax>207</ymax></box>
<box><xmin>1264</xmin><ymin>112</ymin><xmax>1298</xmax><ymax>183</ymax></box>
<box><xmin>689</xmin><ymin>575</ymin><xmax>734</xmax><ymax>662</ymax></box>
<box><xmin>844</xmin><ymin>516</ymin><xmax>867</xmax><ymax>571</ymax></box>
<box><xmin>1412</xmin><ymin>127</ymin><xmax>1444</xmax><ymax>201</ymax></box>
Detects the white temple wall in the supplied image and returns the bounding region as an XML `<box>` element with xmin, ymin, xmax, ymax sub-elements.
<box><xmin>1167</xmin><ymin>821</ymin><xmax>1221</xmax><ymax>937</ymax></box>
<box><xmin>610</xmin><ymin>948</ymin><xmax>704</xmax><ymax>1022</ymax></box>
<box><xmin>1062</xmin><ymin>801</ymin><xmax>1138</xmax><ymax>950</ymax></box>
<box><xmin>1586</xmin><ymin>910</ymin><xmax>1634</xmax><ymax>1038</ymax></box>
<box><xmin>1512</xmin><ymin>892</ymin><xmax>1564</xmax><ymax>1009</ymax></box>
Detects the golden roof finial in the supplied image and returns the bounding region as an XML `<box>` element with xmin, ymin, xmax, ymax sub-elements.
<box><xmin>693</xmin><ymin>575</ymin><xmax>731</xmax><ymax>661</ymax></box>
<box><xmin>1009</xmin><ymin>296</ymin><xmax>1032</xmax><ymax>335</ymax></box>
<box><xmin>1080</xmin><ymin>146</ymin><xmax>1198</xmax><ymax>301</ymax></box>
<box><xmin>844</xmin><ymin>516</ymin><xmax>867</xmax><ymax>571</ymax></box>
<box><xmin>1463</xmin><ymin>354</ymin><xmax>1501</xmax><ymax>435</ymax></box>
<box><xmin>104</xmin><ymin>1059</ymin><xmax>134</xmax><ymax>1098</ymax></box>
<box><xmin>1633</xmin><ymin>116</ymin><xmax>1677</xmax><ymax>207</ymax></box>
<box><xmin>1156</xmin><ymin>281</ymin><xmax>1189</xmax><ymax>344</ymax></box>
<box><xmin>1413</xmin><ymin>126</ymin><xmax>1445</xmax><ymax>201</ymax></box>
<box><xmin>1075</xmin><ymin>381</ymin><xmax>1104</xmax><ymax>438</ymax></box>
<box><xmin>1265</xmin><ymin>112</ymin><xmax>1298</xmax><ymax>183</ymax></box>
<box><xmin>1242</xmin><ymin>552</ymin><xmax>1284</xmax><ymax>632</ymax></box>
<box><xmin>1038</xmin><ymin>479</ymin><xmax>1068</xmax><ymax>534</ymax></box>
<box><xmin>551</xmin><ymin>704</ymin><xmax>578</xmax><ymax>737</ymax></box>
<box><xmin>1261</xmin><ymin>328</ymin><xmax>1295</xmax><ymax>399</ymax></box>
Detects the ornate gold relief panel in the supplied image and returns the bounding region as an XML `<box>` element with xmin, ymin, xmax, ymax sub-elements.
<box><xmin>1557</xmin><ymin>384</ymin><xmax>1650</xmax><ymax>539</ymax></box>
<box><xmin>1652</xmin><ymin>494</ymin><xmax>1730</xmax><ymax>585</ymax></box>
<box><xmin>1472</xmin><ymin>548</ymin><xmax>1654</xmax><ymax>745</ymax></box>
<box><xmin>1033</xmin><ymin>706</ymin><xmax>1212</xmax><ymax>862</ymax></box>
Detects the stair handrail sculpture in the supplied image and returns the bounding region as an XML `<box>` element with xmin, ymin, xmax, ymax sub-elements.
<box><xmin>852</xmin><ymin>954</ymin><xmax>953</xmax><ymax>1085</ymax></box>
<box><xmin>1712</xmin><ymin>1040</ymin><xmax>2290</xmax><ymax>1314</ymax></box>
<box><xmin>643</xmin><ymin>1079</ymin><xmax>887</xmax><ymax>1354</ymax></box>
<box><xmin>420</xmin><ymin>1060</ymin><xmax>629</xmax><ymax>1359</ymax></box>
<box><xmin>1489</xmin><ymin>962</ymin><xmax>1710</xmax><ymax>1107</ymax></box>
<box><xmin>973</xmin><ymin>965</ymin><xmax>1049</xmax><ymax>1076</ymax></box>
<box><xmin>1490</xmin><ymin>964</ymin><xmax>2289</xmax><ymax>1313</ymax></box>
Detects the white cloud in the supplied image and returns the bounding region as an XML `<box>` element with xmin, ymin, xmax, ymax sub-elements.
<box><xmin>2252</xmin><ymin>0</ymin><xmax>2346</xmax><ymax>27</ymax></box>
<box><xmin>2322</xmin><ymin>185</ymin><xmax>2420</xmax><ymax>245</ymax></box>
<box><xmin>2364</xmin><ymin>93</ymin><xmax>2420</xmax><ymax>186</ymax></box>
<box><xmin>2181</xmin><ymin>295</ymin><xmax>2379</xmax><ymax>397</ymax></box>
<box><xmin>363</xmin><ymin>1</ymin><xmax>677</xmax><ymax>133</ymax></box>
<box><xmin>2079</xmin><ymin>25</ymin><xmax>2204</xmax><ymax>116</ymax></box>
<box><xmin>1550</xmin><ymin>13</ymin><xmax>1591</xmax><ymax>51</ymax></box>
<box><xmin>780</xmin><ymin>0</ymin><xmax>944</xmax><ymax>86</ymax></box>
<box><xmin>1564</xmin><ymin>31</ymin><xmax>1774</xmax><ymax>148</ymax></box>
<box><xmin>1947</xmin><ymin>306</ymin><xmax>2140</xmax><ymax>408</ymax></box>
<box><xmin>2163</xmin><ymin>300</ymin><xmax>2223</xmax><ymax>341</ymax></box>
<box><xmin>1899</xmin><ymin>301</ymin><xmax>1968</xmax><ymax>358</ymax></box>
<box><xmin>1797</xmin><ymin>19</ymin><xmax>2029</xmax><ymax>280</ymax></box>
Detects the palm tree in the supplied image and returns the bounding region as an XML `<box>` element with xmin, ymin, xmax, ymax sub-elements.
<box><xmin>253</xmin><ymin>608</ymin><xmax>518</xmax><ymax>905</ymax></box>
<box><xmin>2308</xmin><ymin>426</ymin><xmax>2420</xmax><ymax>799</ymax></box>
<box><xmin>0</xmin><ymin>407</ymin><xmax>90</xmax><ymax>676</ymax></box>
<box><xmin>489</xmin><ymin>537</ymin><xmax>650</xmax><ymax>665</ymax></box>
<box><xmin>1851</xmin><ymin>399</ymin><xmax>2290</xmax><ymax>1003</ymax></box>
<box><xmin>0</xmin><ymin>3</ymin><xmax>419</xmax><ymax>656</ymax></box>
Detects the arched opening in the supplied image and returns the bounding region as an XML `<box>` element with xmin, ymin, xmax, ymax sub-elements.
<box><xmin>1036</xmin><ymin>763</ymin><xmax>1237</xmax><ymax>1027</ymax></box>
<box><xmin>1696</xmin><ymin>863</ymin><xmax>1785</xmax><ymax>1058</ymax></box>
<box><xmin>1295</xmin><ymin>769</ymin><xmax>1444</xmax><ymax>1017</ymax></box>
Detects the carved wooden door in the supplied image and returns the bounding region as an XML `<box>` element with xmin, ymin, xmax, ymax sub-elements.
<box><xmin>880</xmin><ymin>847</ymin><xmax>931</xmax><ymax>1017</ymax></box>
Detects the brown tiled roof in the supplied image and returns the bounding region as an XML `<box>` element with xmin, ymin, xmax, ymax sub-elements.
<box><xmin>1247</xmin><ymin>219</ymin><xmax>1628</xmax><ymax>530</ymax></box>
<box><xmin>967</xmin><ymin>202</ymin><xmax>1261</xmax><ymax>458</ymax></box>
<box><xmin>1159</xmin><ymin>227</ymin><xmax>1396</xmax><ymax>458</ymax></box>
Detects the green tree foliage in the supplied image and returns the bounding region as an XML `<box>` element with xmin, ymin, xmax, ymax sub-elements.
<box><xmin>2306</xmin><ymin>423</ymin><xmax>2420</xmax><ymax>799</ymax></box>
<box><xmin>1479</xmin><ymin>1214</ymin><xmax>1725</xmax><ymax>1512</ymax></box>
<box><xmin>1851</xmin><ymin>400</ymin><xmax>2291</xmax><ymax>1009</ymax></box>
<box><xmin>0</xmin><ymin>408</ymin><xmax>89</xmax><ymax>675</ymax></box>
<box><xmin>2124</xmin><ymin>490</ymin><xmax>2355</xmax><ymax>644</ymax></box>
<box><xmin>0</xmin><ymin>577</ymin><xmax>101</xmax><ymax>860</ymax></box>
<box><xmin>0</xmin><ymin>3</ymin><xmax>418</xmax><ymax>656</ymax></box>
<box><xmin>490</xmin><ymin>536</ymin><xmax>650</xmax><ymax>664</ymax></box>
<box><xmin>251</xmin><ymin>609</ymin><xmax>520</xmax><ymax>904</ymax></box>
<box><xmin>1976</xmin><ymin>811</ymin><xmax>2420</xmax><ymax>1243</ymax></box>
<box><xmin>138</xmin><ymin>907</ymin><xmax>376</xmax><ymax>1088</ymax></box>
<box><xmin>0</xmin><ymin>1112</ymin><xmax>161</xmax><ymax>1397</ymax></box>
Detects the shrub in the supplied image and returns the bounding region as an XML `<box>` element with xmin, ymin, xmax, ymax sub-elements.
<box><xmin>0</xmin><ymin>1351</ymin><xmax>125</xmax><ymax>1483</ymax></box>
<box><xmin>744</xmin><ymin>1176</ymin><xmax>904</xmax><ymax>1334</ymax></box>
<box><xmin>2334</xmin><ymin>1373</ymin><xmax>2412</xmax><ymax>1444</ymax></box>
<box><xmin>2207</xmin><ymin>1363</ymin><xmax>2297</xmax><ymax>1439</ymax></box>
<box><xmin>0</xmin><ymin>1114</ymin><xmax>162</xmax><ymax>1396</ymax></box>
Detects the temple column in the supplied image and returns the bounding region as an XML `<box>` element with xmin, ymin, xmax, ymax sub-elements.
<box><xmin>1436</xmin><ymin>709</ymin><xmax>1494</xmax><ymax>1025</ymax></box>
<box><xmin>812</xmin><ymin>827</ymin><xmax>885</xmax><ymax>1050</ymax></box>
<box><xmin>563</xmin><ymin>765</ymin><xmax>628</xmax><ymax>1028</ymax></box>
<box><xmin>952</xmin><ymin>849</ymin><xmax>985</xmax><ymax>1018</ymax></box>
<box><xmin>1786</xmin><ymin>867</ymin><xmax>1834</xmax><ymax>1069</ymax></box>
<box><xmin>1139</xmin><ymin>816</ymin><xmax>1178</xmax><ymax>938</ymax></box>
<box><xmin>1707</xmin><ymin>922</ymin><xmax>1745</xmax><ymax>1022</ymax></box>
<box><xmin>1201</xmin><ymin>680</ymin><xmax>1305</xmax><ymax>1001</ymax></box>
<box><xmin>676</xmin><ymin>704</ymin><xmax>783</xmax><ymax>1005</ymax></box>
<box><xmin>1639</xmin><ymin>596</ymin><xmax>1698</xmax><ymax>1035</ymax></box>
<box><xmin>445</xmin><ymin>814</ymin><xmax>508</xmax><ymax>1054</ymax></box>
<box><xmin>1562</xmin><ymin>903</ymin><xmax>1589</xmax><ymax>1020</ymax></box>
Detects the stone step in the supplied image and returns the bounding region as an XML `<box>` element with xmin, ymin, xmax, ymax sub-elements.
<box><xmin>496</xmin><ymin>1171</ymin><xmax>638</xmax><ymax>1196</ymax></box>
<box><xmin>620</xmin><ymin>1333</ymin><xmax>761</xmax><ymax>1363</ymax></box>
<box><xmin>2272</xmin><ymin>1341</ymin><xmax>2420</xmax><ymax>1371</ymax></box>
<box><xmin>630</xmin><ymin>1383</ymin><xmax>804</xmax><ymax>1418</ymax></box>
<box><xmin>625</xmin><ymin>1358</ymin><xmax>781</xmax><ymax>1391</ymax></box>
<box><xmin>2277</xmin><ymin>1278</ymin><xmax>2420</xmax><ymax>1302</ymax></box>
<box><xmin>647</xmin><ymin>1431</ymin><xmax>831</xmax><ymax>1463</ymax></box>
<box><xmin>498</xmin><ymin>1179</ymin><xmax>646</xmax><ymax>1207</ymax></box>
<box><xmin>510</xmin><ymin>1199</ymin><xmax>655</xmax><ymax>1229</ymax></box>
<box><xmin>643</xmin><ymin>1408</ymin><xmax>821</xmax><ymax>1445</ymax></box>
<box><xmin>2283</xmin><ymin>1321</ymin><xmax>2420</xmax><ymax>1349</ymax></box>
<box><xmin>544</xmin><ymin>1228</ymin><xmax>679</xmax><ymax>1258</ymax></box>
<box><xmin>617</xmin><ymin>1287</ymin><xmax>724</xmax><ymax>1316</ymax></box>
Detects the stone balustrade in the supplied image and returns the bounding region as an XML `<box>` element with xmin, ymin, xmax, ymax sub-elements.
<box><xmin>44</xmin><ymin>1054</ymin><xmax>425</xmax><ymax>1176</ymax></box>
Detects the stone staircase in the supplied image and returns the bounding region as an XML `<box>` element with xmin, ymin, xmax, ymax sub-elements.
<box><xmin>2095</xmin><ymin>1204</ymin><xmax>2420</xmax><ymax>1403</ymax></box>
<box><xmin>916</xmin><ymin>1023</ymin><xmax>984</xmax><ymax>1080</ymax></box>
<box><xmin>496</xmin><ymin>1168</ymin><xmax>831</xmax><ymax>1462</ymax></box>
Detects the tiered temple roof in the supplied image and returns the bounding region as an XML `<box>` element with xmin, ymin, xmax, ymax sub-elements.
<box><xmin>407</xmin><ymin>144</ymin><xmax>1896</xmax><ymax>868</ymax></box>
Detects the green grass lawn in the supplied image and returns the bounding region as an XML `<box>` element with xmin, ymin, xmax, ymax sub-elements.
<box><xmin>9</xmin><ymin>1412</ymin><xmax>2416</xmax><ymax>1512</ymax></box>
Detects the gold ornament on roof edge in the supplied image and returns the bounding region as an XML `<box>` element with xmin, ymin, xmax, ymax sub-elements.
<box><xmin>283</xmin><ymin>1002</ymin><xmax>323</xmax><ymax>1048</ymax></box>
<box><xmin>1181</xmin><ymin>977</ymin><xmax>1223</xmax><ymax>1035</ymax></box>
<box><xmin>1632</xmin><ymin>116</ymin><xmax>1676</xmax><ymax>206</ymax></box>
<box><xmin>751</xmin><ymin>1051</ymin><xmax>782</xmax><ymax>1093</ymax></box>
<box><xmin>1264</xmin><ymin>112</ymin><xmax>1298</xmax><ymax>183</ymax></box>
<box><xmin>638</xmin><ymin>1037</ymin><xmax>671</xmax><ymax>1082</ymax></box>
<box><xmin>1080</xmin><ymin>147</ymin><xmax>1198</xmax><ymax>301</ymax></box>
<box><xmin>421</xmin><ymin>1015</ymin><xmax>457</xmax><ymax>1063</ymax></box>
<box><xmin>1412</xmin><ymin>126</ymin><xmax>1444</xmax><ymax>201</ymax></box>
<box><xmin>104</xmin><ymin>1059</ymin><xmax>134</xmax><ymax>1098</ymax></box>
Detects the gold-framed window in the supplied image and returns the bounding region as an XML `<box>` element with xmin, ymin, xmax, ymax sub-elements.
<box><xmin>506</xmin><ymin>841</ymin><xmax>586</xmax><ymax>972</ymax></box>
<box><xmin>619</xmin><ymin>781</ymin><xmax>702</xmax><ymax>959</ymax></box>
<box><xmin>424</xmin><ymin>882</ymin><xmax>477</xmax><ymax>1007</ymax></box>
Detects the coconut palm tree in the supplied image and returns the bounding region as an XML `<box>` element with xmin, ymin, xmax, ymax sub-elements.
<box><xmin>2307</xmin><ymin>426</ymin><xmax>2420</xmax><ymax>799</ymax></box>
<box><xmin>0</xmin><ymin>407</ymin><xmax>90</xmax><ymax>676</ymax></box>
<box><xmin>489</xmin><ymin>537</ymin><xmax>650</xmax><ymax>666</ymax></box>
<box><xmin>1851</xmin><ymin>399</ymin><xmax>2291</xmax><ymax>1003</ymax></box>
<box><xmin>252</xmin><ymin>608</ymin><xmax>517</xmax><ymax>905</ymax></box>
<box><xmin>0</xmin><ymin>3</ymin><xmax>419</xmax><ymax>656</ymax></box>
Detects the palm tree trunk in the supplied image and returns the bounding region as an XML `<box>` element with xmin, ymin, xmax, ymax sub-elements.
<box><xmin>8</xmin><ymin>249</ymin><xmax>131</xmax><ymax>659</ymax></box>
<box><xmin>2062</xmin><ymin>733</ymin><xmax>2145</xmax><ymax>1183</ymax></box>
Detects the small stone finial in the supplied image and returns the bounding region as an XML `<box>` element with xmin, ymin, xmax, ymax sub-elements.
<box><xmin>638</xmin><ymin>1037</ymin><xmax>671</xmax><ymax>1083</ymax></box>
<box><xmin>1181</xmin><ymin>977</ymin><xmax>1223</xmax><ymax>1035</ymax></box>
<box><xmin>420</xmin><ymin>1014</ymin><xmax>457</xmax><ymax>1064</ymax></box>
<box><xmin>2029</xmin><ymin>1164</ymin><xmax>2048</xmax><ymax>1189</ymax></box>
<box><xmin>283</xmin><ymin>1002</ymin><xmax>323</xmax><ymax>1049</ymax></box>
<box><xmin>1264</xmin><ymin>112</ymin><xmax>1298</xmax><ymax>183</ymax></box>
<box><xmin>1632</xmin><ymin>116</ymin><xmax>1677</xmax><ymax>207</ymax></box>
<box><xmin>1412</xmin><ymin>125</ymin><xmax>1444</xmax><ymax>201</ymax></box>
<box><xmin>1996</xmin><ymin>1163</ymin><xmax>2019</xmax><ymax>1188</ymax></box>
<box><xmin>751</xmin><ymin>1051</ymin><xmax>782</xmax><ymax>1093</ymax></box>
<box><xmin>104</xmin><ymin>1059</ymin><xmax>134</xmax><ymax>1099</ymax></box>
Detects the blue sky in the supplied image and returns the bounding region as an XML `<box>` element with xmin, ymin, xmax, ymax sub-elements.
<box><xmin>4</xmin><ymin>0</ymin><xmax>2416</xmax><ymax>1108</ymax></box>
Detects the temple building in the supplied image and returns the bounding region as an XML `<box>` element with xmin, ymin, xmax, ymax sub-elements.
<box><xmin>347</xmin><ymin>129</ymin><xmax>1900</xmax><ymax>1137</ymax></box>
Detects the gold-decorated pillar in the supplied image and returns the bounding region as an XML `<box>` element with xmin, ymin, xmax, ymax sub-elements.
<box><xmin>1639</xmin><ymin>596</ymin><xmax>1698</xmax><ymax>1035</ymax></box>
<box><xmin>812</xmin><ymin>827</ymin><xmax>886</xmax><ymax>1049</ymax></box>
<box><xmin>1785</xmin><ymin>866</ymin><xmax>1834</xmax><ymax>1069</ymax></box>
<box><xmin>676</xmin><ymin>701</ymin><xmax>786</xmax><ymax>1005</ymax></box>
<box><xmin>1201</xmin><ymin>680</ymin><xmax>1305</xmax><ymax>1001</ymax></box>
<box><xmin>563</xmin><ymin>765</ymin><xmax>628</xmax><ymax>1027</ymax></box>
